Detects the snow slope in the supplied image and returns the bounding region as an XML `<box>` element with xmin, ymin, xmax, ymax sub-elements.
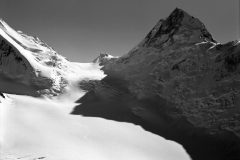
<box><xmin>0</xmin><ymin>92</ymin><xmax>190</xmax><ymax>160</ymax></box>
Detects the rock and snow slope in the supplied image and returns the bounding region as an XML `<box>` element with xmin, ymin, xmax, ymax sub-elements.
<box><xmin>0</xmin><ymin>19</ymin><xmax>105</xmax><ymax>96</ymax></box>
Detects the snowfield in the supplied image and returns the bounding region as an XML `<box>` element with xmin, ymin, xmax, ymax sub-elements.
<box><xmin>0</xmin><ymin>92</ymin><xmax>191</xmax><ymax>160</ymax></box>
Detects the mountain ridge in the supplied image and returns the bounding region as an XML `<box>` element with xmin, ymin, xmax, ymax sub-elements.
<box><xmin>73</xmin><ymin>8</ymin><xmax>240</xmax><ymax>160</ymax></box>
<box><xmin>0</xmin><ymin>19</ymin><xmax>106</xmax><ymax>97</ymax></box>
<box><xmin>139</xmin><ymin>8</ymin><xmax>216</xmax><ymax>48</ymax></box>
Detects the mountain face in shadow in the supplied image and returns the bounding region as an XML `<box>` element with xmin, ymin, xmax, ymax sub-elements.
<box><xmin>72</xmin><ymin>8</ymin><xmax>240</xmax><ymax>160</ymax></box>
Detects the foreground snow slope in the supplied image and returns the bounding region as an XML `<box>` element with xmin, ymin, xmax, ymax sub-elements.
<box><xmin>0</xmin><ymin>93</ymin><xmax>190</xmax><ymax>160</ymax></box>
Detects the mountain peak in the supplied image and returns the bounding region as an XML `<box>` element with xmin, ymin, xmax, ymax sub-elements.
<box><xmin>141</xmin><ymin>8</ymin><xmax>216</xmax><ymax>47</ymax></box>
<box><xmin>162</xmin><ymin>7</ymin><xmax>188</xmax><ymax>31</ymax></box>
<box><xmin>93</xmin><ymin>53</ymin><xmax>117</xmax><ymax>65</ymax></box>
<box><xmin>170</xmin><ymin>7</ymin><xmax>191</xmax><ymax>18</ymax></box>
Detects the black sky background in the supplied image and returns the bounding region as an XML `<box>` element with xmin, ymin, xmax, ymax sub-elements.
<box><xmin>0</xmin><ymin>0</ymin><xmax>239</xmax><ymax>62</ymax></box>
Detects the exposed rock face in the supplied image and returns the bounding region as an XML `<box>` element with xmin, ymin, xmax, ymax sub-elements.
<box><xmin>0</xmin><ymin>92</ymin><xmax>6</xmax><ymax>103</ymax></box>
<box><xmin>78</xmin><ymin>79</ymin><xmax>101</xmax><ymax>91</ymax></box>
<box><xmin>140</xmin><ymin>8</ymin><xmax>216</xmax><ymax>48</ymax></box>
<box><xmin>103</xmin><ymin>9</ymin><xmax>240</xmax><ymax>137</ymax></box>
<box><xmin>0</xmin><ymin>92</ymin><xmax>5</xmax><ymax>98</ymax></box>
<box><xmin>73</xmin><ymin>8</ymin><xmax>240</xmax><ymax>160</ymax></box>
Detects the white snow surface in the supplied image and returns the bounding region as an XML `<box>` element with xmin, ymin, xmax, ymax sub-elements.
<box><xmin>0</xmin><ymin>91</ymin><xmax>191</xmax><ymax>160</ymax></box>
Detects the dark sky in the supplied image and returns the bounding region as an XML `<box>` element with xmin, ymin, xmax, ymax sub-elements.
<box><xmin>0</xmin><ymin>0</ymin><xmax>239</xmax><ymax>62</ymax></box>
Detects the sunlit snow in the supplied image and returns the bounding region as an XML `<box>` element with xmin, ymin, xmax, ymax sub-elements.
<box><xmin>0</xmin><ymin>91</ymin><xmax>191</xmax><ymax>160</ymax></box>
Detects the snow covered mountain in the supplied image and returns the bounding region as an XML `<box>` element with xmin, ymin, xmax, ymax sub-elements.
<box><xmin>73</xmin><ymin>8</ymin><xmax>240</xmax><ymax>160</ymax></box>
<box><xmin>0</xmin><ymin>20</ymin><xmax>106</xmax><ymax>97</ymax></box>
